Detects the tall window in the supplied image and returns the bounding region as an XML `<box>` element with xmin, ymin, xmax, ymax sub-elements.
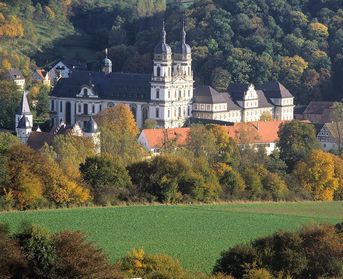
<box><xmin>78</xmin><ymin>104</ymin><xmax>81</xmax><ymax>113</ymax></box>
<box><xmin>83</xmin><ymin>88</ymin><xmax>88</xmax><ymax>95</ymax></box>
<box><xmin>51</xmin><ymin>100</ymin><xmax>54</xmax><ymax>111</ymax></box>
<box><xmin>188</xmin><ymin>90</ymin><xmax>190</xmax><ymax>98</ymax></box>
<box><xmin>179</xmin><ymin>90</ymin><xmax>181</xmax><ymax>99</ymax></box>
<box><xmin>92</xmin><ymin>104</ymin><xmax>95</xmax><ymax>114</ymax></box>
<box><xmin>168</xmin><ymin>109</ymin><xmax>170</xmax><ymax>118</ymax></box>
<box><xmin>60</xmin><ymin>101</ymin><xmax>62</xmax><ymax>112</ymax></box>
<box><xmin>157</xmin><ymin>66</ymin><xmax>161</xmax><ymax>77</ymax></box>
<box><xmin>84</xmin><ymin>103</ymin><xmax>88</xmax><ymax>115</ymax></box>
<box><xmin>167</xmin><ymin>90</ymin><xmax>170</xmax><ymax>99</ymax></box>
<box><xmin>155</xmin><ymin>107</ymin><xmax>159</xmax><ymax>118</ymax></box>
<box><xmin>156</xmin><ymin>89</ymin><xmax>160</xmax><ymax>99</ymax></box>
<box><xmin>178</xmin><ymin>107</ymin><xmax>181</xmax><ymax>117</ymax></box>
<box><xmin>187</xmin><ymin>106</ymin><xmax>190</xmax><ymax>116</ymax></box>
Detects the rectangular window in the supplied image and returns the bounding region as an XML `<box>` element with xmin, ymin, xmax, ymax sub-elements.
<box><xmin>60</xmin><ymin>101</ymin><xmax>62</xmax><ymax>112</ymax></box>
<box><xmin>156</xmin><ymin>89</ymin><xmax>160</xmax><ymax>99</ymax></box>
<box><xmin>188</xmin><ymin>90</ymin><xmax>190</xmax><ymax>97</ymax></box>
<box><xmin>168</xmin><ymin>90</ymin><xmax>170</xmax><ymax>99</ymax></box>
<box><xmin>187</xmin><ymin>106</ymin><xmax>190</xmax><ymax>116</ymax></box>
<box><xmin>51</xmin><ymin>100</ymin><xmax>54</xmax><ymax>111</ymax></box>
<box><xmin>84</xmin><ymin>103</ymin><xmax>88</xmax><ymax>115</ymax></box>
<box><xmin>168</xmin><ymin>109</ymin><xmax>170</xmax><ymax>118</ymax></box>
<box><xmin>92</xmin><ymin>104</ymin><xmax>95</xmax><ymax>114</ymax></box>
<box><xmin>78</xmin><ymin>104</ymin><xmax>81</xmax><ymax>113</ymax></box>
<box><xmin>156</xmin><ymin>108</ymin><xmax>159</xmax><ymax>118</ymax></box>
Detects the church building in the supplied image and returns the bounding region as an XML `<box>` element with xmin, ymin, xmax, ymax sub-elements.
<box><xmin>49</xmin><ymin>23</ymin><xmax>294</xmax><ymax>129</ymax></box>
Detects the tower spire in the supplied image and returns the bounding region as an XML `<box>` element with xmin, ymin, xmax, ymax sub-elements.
<box><xmin>182</xmin><ymin>20</ymin><xmax>186</xmax><ymax>44</ymax></box>
<box><xmin>162</xmin><ymin>20</ymin><xmax>166</xmax><ymax>43</ymax></box>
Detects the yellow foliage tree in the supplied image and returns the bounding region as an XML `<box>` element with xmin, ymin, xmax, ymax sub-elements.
<box><xmin>309</xmin><ymin>22</ymin><xmax>329</xmax><ymax>37</ymax></box>
<box><xmin>293</xmin><ymin>150</ymin><xmax>338</xmax><ymax>200</ymax></box>
<box><xmin>44</xmin><ymin>6</ymin><xmax>55</xmax><ymax>18</ymax></box>
<box><xmin>1</xmin><ymin>58</ymin><xmax>11</xmax><ymax>70</ymax></box>
<box><xmin>280</xmin><ymin>55</ymin><xmax>308</xmax><ymax>77</ymax></box>
<box><xmin>332</xmin><ymin>155</ymin><xmax>343</xmax><ymax>200</ymax></box>
<box><xmin>96</xmin><ymin>103</ymin><xmax>139</xmax><ymax>137</ymax></box>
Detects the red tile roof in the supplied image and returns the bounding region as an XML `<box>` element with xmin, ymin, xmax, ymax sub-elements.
<box><xmin>141</xmin><ymin>120</ymin><xmax>287</xmax><ymax>149</ymax></box>
<box><xmin>142</xmin><ymin>128</ymin><xmax>190</xmax><ymax>148</ymax></box>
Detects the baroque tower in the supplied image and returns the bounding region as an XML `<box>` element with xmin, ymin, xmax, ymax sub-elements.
<box><xmin>150</xmin><ymin>22</ymin><xmax>193</xmax><ymax>128</ymax></box>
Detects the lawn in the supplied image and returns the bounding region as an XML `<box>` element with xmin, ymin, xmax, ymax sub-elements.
<box><xmin>0</xmin><ymin>202</ymin><xmax>342</xmax><ymax>273</ymax></box>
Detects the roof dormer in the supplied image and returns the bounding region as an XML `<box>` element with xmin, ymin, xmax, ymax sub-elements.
<box><xmin>243</xmin><ymin>84</ymin><xmax>258</xmax><ymax>100</ymax></box>
<box><xmin>76</xmin><ymin>85</ymin><xmax>98</xmax><ymax>98</ymax></box>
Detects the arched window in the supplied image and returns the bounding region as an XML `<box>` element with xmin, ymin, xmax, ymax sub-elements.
<box><xmin>156</xmin><ymin>66</ymin><xmax>161</xmax><ymax>77</ymax></box>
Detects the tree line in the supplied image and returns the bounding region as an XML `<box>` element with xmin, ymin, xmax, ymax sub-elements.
<box><xmin>1</xmin><ymin>103</ymin><xmax>343</xmax><ymax>210</ymax></box>
<box><xmin>1</xmin><ymin>221</ymin><xmax>342</xmax><ymax>278</ymax></box>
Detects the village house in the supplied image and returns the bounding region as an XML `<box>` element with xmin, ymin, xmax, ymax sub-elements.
<box><xmin>4</xmin><ymin>68</ymin><xmax>25</xmax><ymax>89</ymax></box>
<box><xmin>316</xmin><ymin>122</ymin><xmax>343</xmax><ymax>152</ymax></box>
<box><xmin>138</xmin><ymin>120</ymin><xmax>286</xmax><ymax>155</ymax></box>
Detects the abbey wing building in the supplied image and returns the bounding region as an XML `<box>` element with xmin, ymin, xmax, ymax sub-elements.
<box><xmin>49</xmin><ymin>24</ymin><xmax>294</xmax><ymax>129</ymax></box>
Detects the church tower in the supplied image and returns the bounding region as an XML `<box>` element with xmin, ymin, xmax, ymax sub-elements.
<box><xmin>150</xmin><ymin>22</ymin><xmax>173</xmax><ymax>128</ymax></box>
<box><xmin>16</xmin><ymin>91</ymin><xmax>33</xmax><ymax>144</ymax></box>
<box><xmin>173</xmin><ymin>22</ymin><xmax>192</xmax><ymax>81</ymax></box>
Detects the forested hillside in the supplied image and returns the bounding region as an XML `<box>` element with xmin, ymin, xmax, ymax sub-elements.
<box><xmin>1</xmin><ymin>0</ymin><xmax>343</xmax><ymax>104</ymax></box>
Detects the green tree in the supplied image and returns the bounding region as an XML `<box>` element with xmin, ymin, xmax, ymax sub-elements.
<box><xmin>0</xmin><ymin>80</ymin><xmax>21</xmax><ymax>129</ymax></box>
<box><xmin>278</xmin><ymin>120</ymin><xmax>320</xmax><ymax>171</ymax></box>
<box><xmin>80</xmin><ymin>155</ymin><xmax>132</xmax><ymax>205</ymax></box>
<box><xmin>211</xmin><ymin>67</ymin><xmax>231</xmax><ymax>92</ymax></box>
<box><xmin>15</xmin><ymin>224</ymin><xmax>55</xmax><ymax>279</ymax></box>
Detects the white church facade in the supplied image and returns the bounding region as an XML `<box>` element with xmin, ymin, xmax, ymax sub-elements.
<box><xmin>49</xmin><ymin>24</ymin><xmax>294</xmax><ymax>129</ymax></box>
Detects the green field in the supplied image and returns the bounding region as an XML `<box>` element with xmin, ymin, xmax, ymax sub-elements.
<box><xmin>0</xmin><ymin>202</ymin><xmax>342</xmax><ymax>273</ymax></box>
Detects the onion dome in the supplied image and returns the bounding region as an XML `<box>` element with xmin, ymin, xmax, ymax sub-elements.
<box><xmin>174</xmin><ymin>22</ymin><xmax>191</xmax><ymax>56</ymax></box>
<box><xmin>17</xmin><ymin>116</ymin><xmax>31</xmax><ymax>129</ymax></box>
<box><xmin>154</xmin><ymin>22</ymin><xmax>172</xmax><ymax>55</ymax></box>
<box><xmin>84</xmin><ymin>116</ymin><xmax>98</xmax><ymax>133</ymax></box>
<box><xmin>103</xmin><ymin>48</ymin><xmax>112</xmax><ymax>66</ymax></box>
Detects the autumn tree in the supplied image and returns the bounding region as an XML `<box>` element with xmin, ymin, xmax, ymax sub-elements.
<box><xmin>119</xmin><ymin>248</ymin><xmax>188</xmax><ymax>279</ymax></box>
<box><xmin>51</xmin><ymin>134</ymin><xmax>96</xmax><ymax>180</ymax></box>
<box><xmin>53</xmin><ymin>231</ymin><xmax>123</xmax><ymax>279</ymax></box>
<box><xmin>293</xmin><ymin>149</ymin><xmax>338</xmax><ymax>200</ymax></box>
<box><xmin>0</xmin><ymin>223</ymin><xmax>27</xmax><ymax>278</ymax></box>
<box><xmin>96</xmin><ymin>104</ymin><xmax>144</xmax><ymax>164</ymax></box>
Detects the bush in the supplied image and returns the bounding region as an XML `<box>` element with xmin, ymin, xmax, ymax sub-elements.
<box><xmin>213</xmin><ymin>224</ymin><xmax>343</xmax><ymax>279</ymax></box>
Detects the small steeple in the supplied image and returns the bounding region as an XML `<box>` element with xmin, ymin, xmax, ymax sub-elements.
<box><xmin>17</xmin><ymin>91</ymin><xmax>31</xmax><ymax>116</ymax></box>
<box><xmin>154</xmin><ymin>21</ymin><xmax>171</xmax><ymax>57</ymax></box>
<box><xmin>182</xmin><ymin>20</ymin><xmax>186</xmax><ymax>44</ymax></box>
<box><xmin>162</xmin><ymin>21</ymin><xmax>166</xmax><ymax>43</ymax></box>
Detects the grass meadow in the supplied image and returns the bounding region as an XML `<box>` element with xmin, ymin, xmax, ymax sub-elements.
<box><xmin>0</xmin><ymin>202</ymin><xmax>342</xmax><ymax>273</ymax></box>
